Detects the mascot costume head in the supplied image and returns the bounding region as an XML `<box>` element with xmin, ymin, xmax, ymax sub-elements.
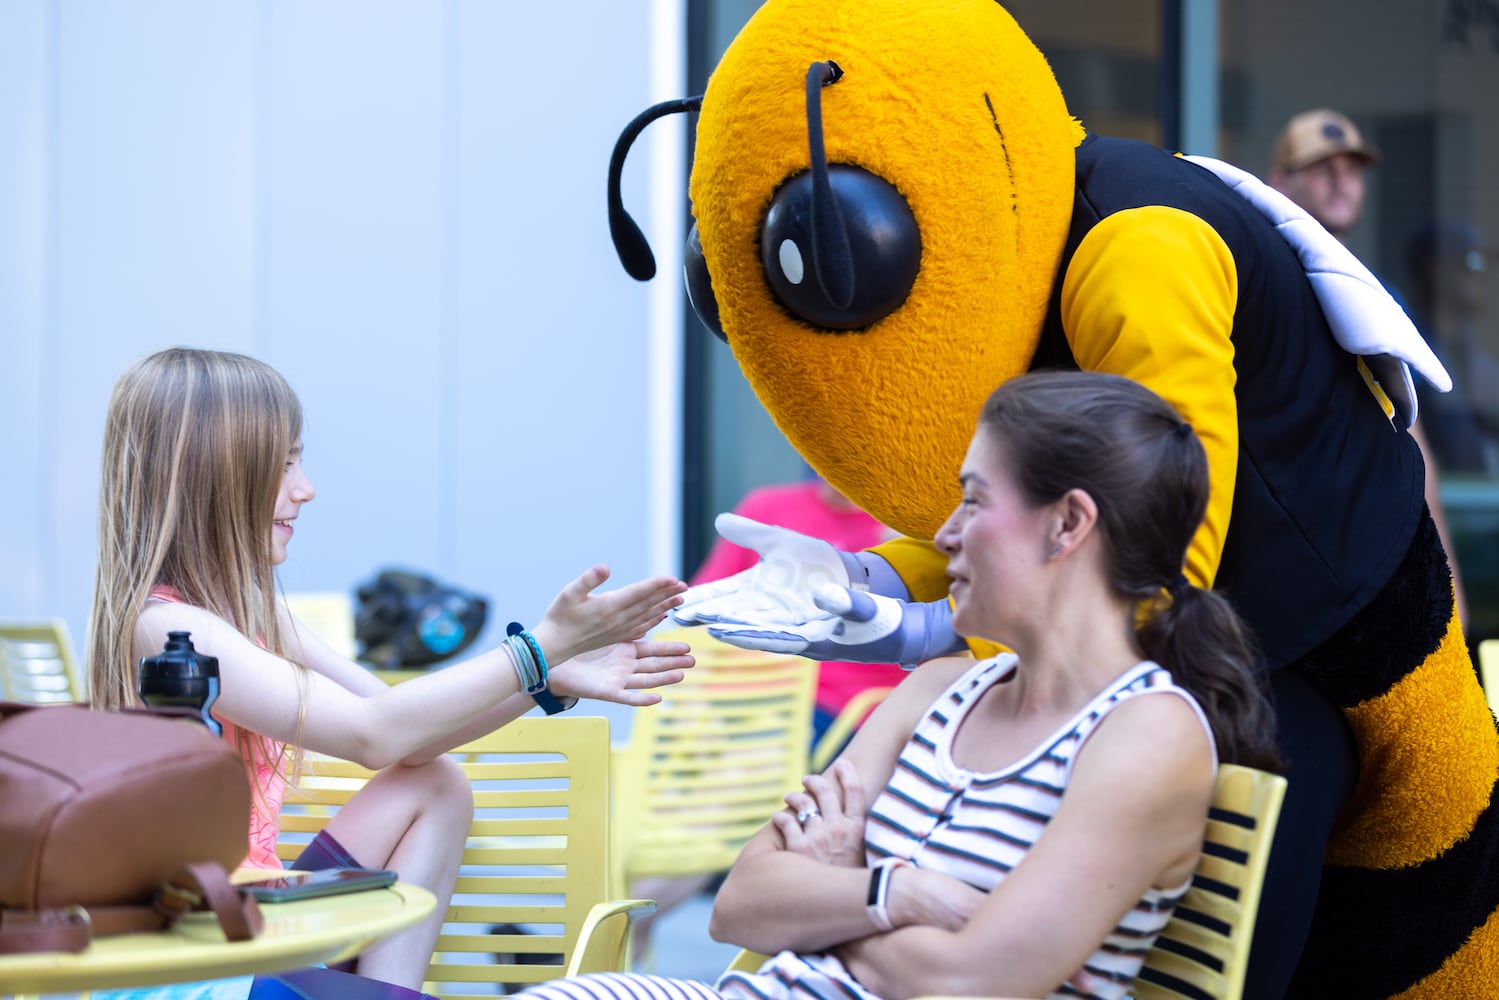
<box><xmin>612</xmin><ymin>0</ymin><xmax>1081</xmax><ymax>539</ymax></box>
<box><xmin>607</xmin><ymin>1</ymin><xmax>1499</xmax><ymax>996</ymax></box>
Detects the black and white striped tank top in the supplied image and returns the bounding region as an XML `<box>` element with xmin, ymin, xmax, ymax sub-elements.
<box><xmin>721</xmin><ymin>654</ymin><xmax>1216</xmax><ymax>1000</ymax></box>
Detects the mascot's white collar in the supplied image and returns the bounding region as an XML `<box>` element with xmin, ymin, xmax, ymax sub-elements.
<box><xmin>1185</xmin><ymin>154</ymin><xmax>1452</xmax><ymax>429</ymax></box>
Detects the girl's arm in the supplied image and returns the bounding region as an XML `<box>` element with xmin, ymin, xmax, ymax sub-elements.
<box><xmin>274</xmin><ymin>598</ymin><xmax>542</xmax><ymax>763</ymax></box>
<box><xmin>134</xmin><ymin>567</ymin><xmax>688</xmax><ymax>769</ymax></box>
<box><xmin>277</xmin><ymin>604</ymin><xmax>385</xmax><ymax>696</ymax></box>
<box><xmin>382</xmin><ymin>641</ymin><xmax>694</xmax><ymax>765</ymax></box>
<box><xmin>281</xmin><ymin>601</ymin><xmax>689</xmax><ymax>764</ymax></box>
<box><xmin>833</xmin><ymin>694</ymin><xmax>1215</xmax><ymax>1000</ymax></box>
<box><xmin>708</xmin><ymin>657</ymin><xmax>973</xmax><ymax>953</ymax></box>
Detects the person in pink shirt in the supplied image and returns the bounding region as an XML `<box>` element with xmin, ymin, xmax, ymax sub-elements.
<box><xmin>86</xmin><ymin>347</ymin><xmax>693</xmax><ymax>995</ymax></box>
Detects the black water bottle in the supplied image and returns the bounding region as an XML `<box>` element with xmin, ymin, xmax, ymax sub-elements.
<box><xmin>137</xmin><ymin>630</ymin><xmax>223</xmax><ymax>736</ymax></box>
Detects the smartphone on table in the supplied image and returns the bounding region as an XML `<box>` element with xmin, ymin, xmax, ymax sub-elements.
<box><xmin>238</xmin><ymin>866</ymin><xmax>398</xmax><ymax>903</ymax></box>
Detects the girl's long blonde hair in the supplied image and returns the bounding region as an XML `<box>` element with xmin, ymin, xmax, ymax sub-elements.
<box><xmin>88</xmin><ymin>348</ymin><xmax>308</xmax><ymax>770</ymax></box>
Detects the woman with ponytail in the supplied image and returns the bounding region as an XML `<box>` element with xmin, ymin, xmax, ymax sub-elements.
<box><xmin>511</xmin><ymin>370</ymin><xmax>1277</xmax><ymax>1000</ymax></box>
<box><xmin>959</xmin><ymin>369</ymin><xmax>1280</xmax><ymax>771</ymax></box>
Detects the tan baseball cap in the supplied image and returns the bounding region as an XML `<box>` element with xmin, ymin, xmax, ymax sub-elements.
<box><xmin>1272</xmin><ymin>108</ymin><xmax>1382</xmax><ymax>173</ymax></box>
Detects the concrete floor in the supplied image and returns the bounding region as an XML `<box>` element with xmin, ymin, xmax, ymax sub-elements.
<box><xmin>633</xmin><ymin>890</ymin><xmax>742</xmax><ymax>985</ymax></box>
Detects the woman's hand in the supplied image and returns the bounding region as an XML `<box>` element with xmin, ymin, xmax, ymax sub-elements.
<box><xmin>531</xmin><ymin>566</ymin><xmax>687</xmax><ymax>665</ymax></box>
<box><xmin>778</xmin><ymin>758</ymin><xmax>983</xmax><ymax>933</ymax></box>
<box><xmin>547</xmin><ymin>639</ymin><xmax>694</xmax><ymax>706</ymax></box>
<box><xmin>773</xmin><ymin>759</ymin><xmax>869</xmax><ymax>868</ymax></box>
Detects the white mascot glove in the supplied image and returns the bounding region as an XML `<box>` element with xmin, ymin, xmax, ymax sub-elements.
<box><xmin>674</xmin><ymin>513</ymin><xmax>853</xmax><ymax>627</ymax></box>
<box><xmin>707</xmin><ymin>584</ymin><xmax>962</xmax><ymax>667</ymax></box>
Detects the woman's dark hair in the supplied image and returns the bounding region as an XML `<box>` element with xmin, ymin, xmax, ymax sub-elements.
<box><xmin>979</xmin><ymin>370</ymin><xmax>1280</xmax><ymax>770</ymax></box>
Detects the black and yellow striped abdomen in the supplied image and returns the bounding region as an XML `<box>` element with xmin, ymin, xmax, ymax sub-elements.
<box><xmin>1292</xmin><ymin>514</ymin><xmax>1499</xmax><ymax>996</ymax></box>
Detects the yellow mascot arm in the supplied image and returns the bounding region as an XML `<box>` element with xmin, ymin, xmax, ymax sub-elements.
<box><xmin>868</xmin><ymin>535</ymin><xmax>958</xmax><ymax>604</ymax></box>
<box><xmin>871</xmin><ymin>205</ymin><xmax>1239</xmax><ymax>658</ymax></box>
<box><xmin>1061</xmin><ymin>205</ymin><xmax>1240</xmax><ymax>590</ymax></box>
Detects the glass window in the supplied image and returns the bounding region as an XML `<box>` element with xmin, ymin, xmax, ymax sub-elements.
<box><xmin>1221</xmin><ymin>0</ymin><xmax>1499</xmax><ymax>643</ymax></box>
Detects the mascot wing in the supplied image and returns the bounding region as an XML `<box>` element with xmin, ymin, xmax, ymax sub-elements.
<box><xmin>1185</xmin><ymin>154</ymin><xmax>1452</xmax><ymax>427</ymax></box>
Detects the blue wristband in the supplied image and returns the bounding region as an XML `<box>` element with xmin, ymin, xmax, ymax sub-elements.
<box><xmin>531</xmin><ymin>688</ymin><xmax>577</xmax><ymax>715</ymax></box>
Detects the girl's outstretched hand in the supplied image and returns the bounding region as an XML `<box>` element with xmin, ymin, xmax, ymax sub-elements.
<box><xmin>532</xmin><ymin>565</ymin><xmax>687</xmax><ymax>666</ymax></box>
<box><xmin>547</xmin><ymin>639</ymin><xmax>694</xmax><ymax>706</ymax></box>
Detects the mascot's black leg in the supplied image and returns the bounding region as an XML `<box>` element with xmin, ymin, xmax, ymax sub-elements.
<box><xmin>1245</xmin><ymin>667</ymin><xmax>1359</xmax><ymax>1000</ymax></box>
<box><xmin>1278</xmin><ymin>510</ymin><xmax>1499</xmax><ymax>997</ymax></box>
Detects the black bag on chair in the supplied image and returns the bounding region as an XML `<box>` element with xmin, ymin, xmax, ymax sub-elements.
<box><xmin>354</xmin><ymin>570</ymin><xmax>488</xmax><ymax>671</ymax></box>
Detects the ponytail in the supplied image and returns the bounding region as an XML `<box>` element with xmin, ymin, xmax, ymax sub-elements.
<box><xmin>1138</xmin><ymin>585</ymin><xmax>1282</xmax><ymax>771</ymax></box>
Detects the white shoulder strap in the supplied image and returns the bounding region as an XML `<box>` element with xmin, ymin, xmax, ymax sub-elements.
<box><xmin>1184</xmin><ymin>154</ymin><xmax>1451</xmax><ymax>428</ymax></box>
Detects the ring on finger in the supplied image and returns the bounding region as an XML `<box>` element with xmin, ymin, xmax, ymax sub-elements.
<box><xmin>796</xmin><ymin>807</ymin><xmax>822</xmax><ymax>827</ymax></box>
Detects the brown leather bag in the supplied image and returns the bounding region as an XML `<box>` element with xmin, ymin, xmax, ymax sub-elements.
<box><xmin>0</xmin><ymin>701</ymin><xmax>263</xmax><ymax>953</ymax></box>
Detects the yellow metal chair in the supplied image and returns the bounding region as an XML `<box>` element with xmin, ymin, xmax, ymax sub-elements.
<box><xmin>283</xmin><ymin>590</ymin><xmax>421</xmax><ymax>686</ymax></box>
<box><xmin>1478</xmin><ymin>639</ymin><xmax>1499</xmax><ymax>720</ymax></box>
<box><xmin>809</xmin><ymin>684</ymin><xmax>895</xmax><ymax>772</ymax></box>
<box><xmin>283</xmin><ymin>590</ymin><xmax>358</xmax><ymax>660</ymax></box>
<box><xmin>1125</xmin><ymin>762</ymin><xmax>1286</xmax><ymax>1000</ymax></box>
<box><xmin>610</xmin><ymin>627</ymin><xmax>818</xmax><ymax>906</ymax></box>
<box><xmin>0</xmin><ymin>618</ymin><xmax>84</xmax><ymax>703</ymax></box>
<box><xmin>722</xmin><ymin>763</ymin><xmax>1286</xmax><ymax>1000</ymax></box>
<box><xmin>277</xmin><ymin>715</ymin><xmax>650</xmax><ymax>998</ymax></box>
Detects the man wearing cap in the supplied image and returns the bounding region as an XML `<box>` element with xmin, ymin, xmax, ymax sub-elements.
<box><xmin>1269</xmin><ymin>108</ymin><xmax>1380</xmax><ymax>241</ymax></box>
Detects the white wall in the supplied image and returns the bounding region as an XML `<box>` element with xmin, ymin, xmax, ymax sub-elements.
<box><xmin>0</xmin><ymin>0</ymin><xmax>686</xmax><ymax>715</ymax></box>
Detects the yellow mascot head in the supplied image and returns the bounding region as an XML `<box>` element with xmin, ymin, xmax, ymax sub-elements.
<box><xmin>613</xmin><ymin>0</ymin><xmax>1082</xmax><ymax>539</ymax></box>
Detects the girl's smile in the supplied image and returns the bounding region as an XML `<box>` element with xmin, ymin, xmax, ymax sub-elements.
<box><xmin>272</xmin><ymin>441</ymin><xmax>314</xmax><ymax>565</ymax></box>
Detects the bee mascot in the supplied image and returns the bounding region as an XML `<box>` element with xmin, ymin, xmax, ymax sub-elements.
<box><xmin>607</xmin><ymin>0</ymin><xmax>1499</xmax><ymax>995</ymax></box>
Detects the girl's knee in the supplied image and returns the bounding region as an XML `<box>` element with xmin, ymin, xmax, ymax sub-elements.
<box><xmin>365</xmin><ymin>754</ymin><xmax>473</xmax><ymax>821</ymax></box>
<box><xmin>421</xmin><ymin>756</ymin><xmax>473</xmax><ymax>863</ymax></box>
<box><xmin>422</xmin><ymin>753</ymin><xmax>474</xmax><ymax>817</ymax></box>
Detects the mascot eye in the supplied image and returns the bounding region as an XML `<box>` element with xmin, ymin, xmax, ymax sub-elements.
<box><xmin>761</xmin><ymin>165</ymin><xmax>920</xmax><ymax>331</ymax></box>
<box><xmin>607</xmin><ymin>64</ymin><xmax>925</xmax><ymax>340</ymax></box>
<box><xmin>684</xmin><ymin>223</ymin><xmax>726</xmax><ymax>343</ymax></box>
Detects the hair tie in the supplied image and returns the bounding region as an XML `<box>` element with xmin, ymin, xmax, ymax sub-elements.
<box><xmin>1173</xmin><ymin>421</ymin><xmax>1192</xmax><ymax>438</ymax></box>
<box><xmin>1167</xmin><ymin>572</ymin><xmax>1192</xmax><ymax>599</ymax></box>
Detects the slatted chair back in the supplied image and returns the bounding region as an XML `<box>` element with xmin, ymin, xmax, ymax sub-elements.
<box><xmin>0</xmin><ymin>619</ymin><xmax>83</xmax><ymax>703</ymax></box>
<box><xmin>1133</xmin><ymin>762</ymin><xmax>1287</xmax><ymax>1000</ymax></box>
<box><xmin>283</xmin><ymin>590</ymin><xmax>358</xmax><ymax>659</ymax></box>
<box><xmin>278</xmin><ymin>715</ymin><xmax>639</xmax><ymax>998</ymax></box>
<box><xmin>610</xmin><ymin>627</ymin><xmax>817</xmax><ymax>898</ymax></box>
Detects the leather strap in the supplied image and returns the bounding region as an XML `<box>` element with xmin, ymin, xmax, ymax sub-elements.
<box><xmin>0</xmin><ymin>906</ymin><xmax>93</xmax><ymax>954</ymax></box>
<box><xmin>156</xmin><ymin>862</ymin><xmax>264</xmax><ymax>942</ymax></box>
<box><xmin>0</xmin><ymin>861</ymin><xmax>262</xmax><ymax>954</ymax></box>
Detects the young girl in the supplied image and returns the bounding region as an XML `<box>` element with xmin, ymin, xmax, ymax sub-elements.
<box><xmin>87</xmin><ymin>347</ymin><xmax>693</xmax><ymax>993</ymax></box>
<box><xmin>515</xmin><ymin>370</ymin><xmax>1279</xmax><ymax>1000</ymax></box>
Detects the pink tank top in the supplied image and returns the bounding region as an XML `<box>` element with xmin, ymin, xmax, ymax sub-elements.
<box><xmin>146</xmin><ymin>585</ymin><xmax>287</xmax><ymax>870</ymax></box>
